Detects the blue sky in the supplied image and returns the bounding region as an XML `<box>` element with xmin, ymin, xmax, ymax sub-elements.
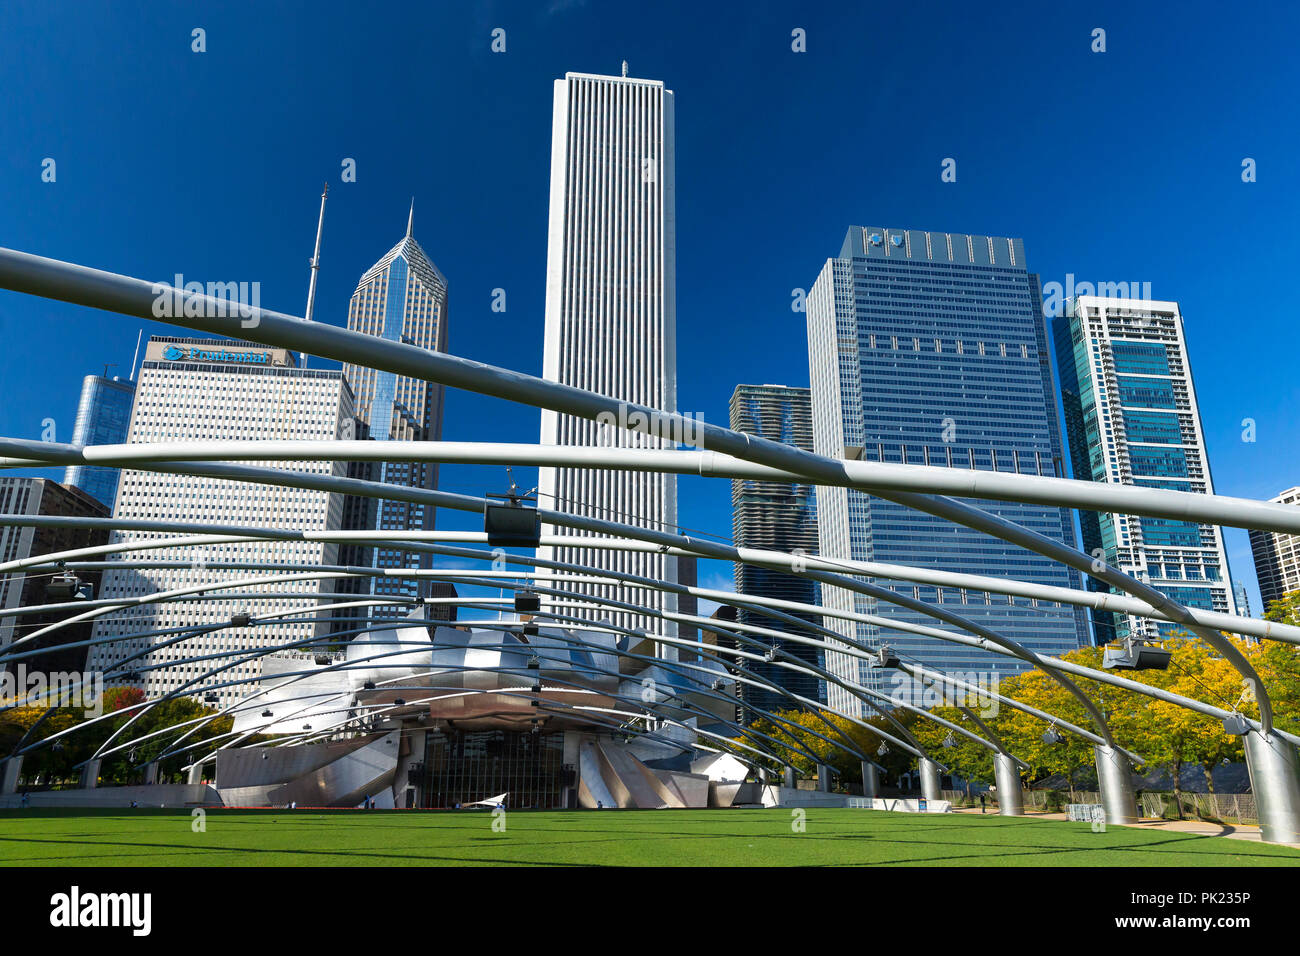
<box><xmin>1</xmin><ymin>0</ymin><xmax>1297</xmax><ymax>618</ymax></box>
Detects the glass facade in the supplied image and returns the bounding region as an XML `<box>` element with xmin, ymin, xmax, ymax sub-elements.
<box><xmin>420</xmin><ymin>730</ymin><xmax>568</xmax><ymax>809</ymax></box>
<box><xmin>1053</xmin><ymin>296</ymin><xmax>1236</xmax><ymax>642</ymax></box>
<box><xmin>807</xmin><ymin>227</ymin><xmax>1088</xmax><ymax>714</ymax></box>
<box><xmin>63</xmin><ymin>374</ymin><xmax>135</xmax><ymax>508</ymax></box>
<box><xmin>729</xmin><ymin>385</ymin><xmax>824</xmax><ymax>714</ymax></box>
<box><xmin>342</xmin><ymin>216</ymin><xmax>449</xmax><ymax>615</ymax></box>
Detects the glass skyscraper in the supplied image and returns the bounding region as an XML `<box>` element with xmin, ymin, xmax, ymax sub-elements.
<box><xmin>63</xmin><ymin>374</ymin><xmax>135</xmax><ymax>508</ymax></box>
<box><xmin>729</xmin><ymin>384</ymin><xmax>823</xmax><ymax>713</ymax></box>
<box><xmin>342</xmin><ymin>207</ymin><xmax>449</xmax><ymax>611</ymax></box>
<box><xmin>806</xmin><ymin>226</ymin><xmax>1088</xmax><ymax>715</ymax></box>
<box><xmin>1054</xmin><ymin>295</ymin><xmax>1236</xmax><ymax>642</ymax></box>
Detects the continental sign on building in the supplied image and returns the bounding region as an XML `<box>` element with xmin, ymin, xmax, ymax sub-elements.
<box><xmin>144</xmin><ymin>339</ymin><xmax>292</xmax><ymax>367</ymax></box>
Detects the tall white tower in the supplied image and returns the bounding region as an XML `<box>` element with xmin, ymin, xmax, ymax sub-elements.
<box><xmin>537</xmin><ymin>71</ymin><xmax>678</xmax><ymax>646</ymax></box>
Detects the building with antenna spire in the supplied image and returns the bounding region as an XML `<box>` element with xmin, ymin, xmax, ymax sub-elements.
<box><xmin>537</xmin><ymin>69</ymin><xmax>678</xmax><ymax>647</ymax></box>
<box><xmin>341</xmin><ymin>202</ymin><xmax>450</xmax><ymax>613</ymax></box>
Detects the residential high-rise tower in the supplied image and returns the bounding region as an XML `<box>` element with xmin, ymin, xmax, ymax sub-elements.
<box><xmin>1248</xmin><ymin>487</ymin><xmax>1300</xmax><ymax>612</ymax></box>
<box><xmin>1054</xmin><ymin>295</ymin><xmax>1237</xmax><ymax>643</ymax></box>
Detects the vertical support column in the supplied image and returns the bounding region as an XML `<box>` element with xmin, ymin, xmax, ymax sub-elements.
<box><xmin>187</xmin><ymin>762</ymin><xmax>205</xmax><ymax>786</ymax></box>
<box><xmin>1094</xmin><ymin>744</ymin><xmax>1139</xmax><ymax>825</ymax></box>
<box><xmin>919</xmin><ymin>758</ymin><xmax>942</xmax><ymax>803</ymax></box>
<box><xmin>782</xmin><ymin>766</ymin><xmax>797</xmax><ymax>789</ymax></box>
<box><xmin>562</xmin><ymin>731</ymin><xmax>581</xmax><ymax>810</ymax></box>
<box><xmin>993</xmin><ymin>753</ymin><xmax>1023</xmax><ymax>816</ymax></box>
<box><xmin>80</xmin><ymin>759</ymin><xmax>101</xmax><ymax>790</ymax></box>
<box><xmin>396</xmin><ymin>727</ymin><xmax>426</xmax><ymax>808</ymax></box>
<box><xmin>1</xmin><ymin>756</ymin><xmax>22</xmax><ymax>795</ymax></box>
<box><xmin>816</xmin><ymin>764</ymin><xmax>832</xmax><ymax>792</ymax></box>
<box><xmin>861</xmin><ymin>761</ymin><xmax>880</xmax><ymax>799</ymax></box>
<box><xmin>1243</xmin><ymin>729</ymin><xmax>1300</xmax><ymax>845</ymax></box>
<box><xmin>143</xmin><ymin>762</ymin><xmax>159</xmax><ymax>786</ymax></box>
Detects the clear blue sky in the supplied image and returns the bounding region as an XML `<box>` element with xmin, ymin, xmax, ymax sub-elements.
<box><xmin>1</xmin><ymin>0</ymin><xmax>1297</xmax><ymax>619</ymax></box>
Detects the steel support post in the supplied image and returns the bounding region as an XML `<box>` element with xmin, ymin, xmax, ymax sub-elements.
<box><xmin>861</xmin><ymin>761</ymin><xmax>880</xmax><ymax>799</ymax></box>
<box><xmin>1094</xmin><ymin>744</ymin><xmax>1139</xmax><ymax>825</ymax></box>
<box><xmin>1243</xmin><ymin>729</ymin><xmax>1300</xmax><ymax>845</ymax></box>
<box><xmin>816</xmin><ymin>764</ymin><xmax>832</xmax><ymax>792</ymax></box>
<box><xmin>993</xmin><ymin>753</ymin><xmax>1024</xmax><ymax>816</ymax></box>
<box><xmin>919</xmin><ymin>758</ymin><xmax>942</xmax><ymax>803</ymax></box>
<box><xmin>1</xmin><ymin>757</ymin><xmax>22</xmax><ymax>794</ymax></box>
<box><xmin>80</xmin><ymin>758</ymin><xmax>101</xmax><ymax>790</ymax></box>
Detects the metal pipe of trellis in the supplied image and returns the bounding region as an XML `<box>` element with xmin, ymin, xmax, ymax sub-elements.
<box><xmin>13</xmin><ymin>551</ymin><xmax>1106</xmax><ymax>778</ymax></box>
<box><xmin>0</xmin><ymin>460</ymin><xmax>1126</xmax><ymax>748</ymax></box>
<box><xmin>96</xmin><ymin>635</ymin><xmax>857</xmax><ymax>777</ymax></box>
<box><xmin>2</xmin><ymin>509</ymin><xmax>1086</xmax><ymax>754</ymax></box>
<box><xmin>24</xmin><ymin>583</ymin><xmax>890</xmax><ymax>776</ymax></box>
<box><xmin>0</xmin><ymin>249</ymin><xmax>1257</xmax><ymax>724</ymax></box>
<box><xmin>4</xmin><ymin>512</ymin><xmax>1295</xmax><ymax>645</ymax></box>
<box><xmin>0</xmin><ymin>246</ymin><xmax>1293</xmax><ymax>836</ymax></box>
<box><xmin>5</xmin><ymin>436</ymin><xmax>1300</xmax><ymax>535</ymax></box>
<box><xmin>0</xmin><ymin>515</ymin><xmax>1281</xmax><ymax>751</ymax></box>
<box><xmin>0</xmin><ymin>518</ymin><xmax>1243</xmax><ymax>752</ymax></box>
<box><xmin>81</xmin><ymin>572</ymin><xmax>932</xmax><ymax>766</ymax></box>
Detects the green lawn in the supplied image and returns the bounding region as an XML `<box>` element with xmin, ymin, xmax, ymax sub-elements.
<box><xmin>2</xmin><ymin>808</ymin><xmax>1298</xmax><ymax>866</ymax></box>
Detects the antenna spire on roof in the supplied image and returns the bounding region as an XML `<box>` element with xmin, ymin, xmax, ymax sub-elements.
<box><xmin>128</xmin><ymin>328</ymin><xmax>143</xmax><ymax>382</ymax></box>
<box><xmin>621</xmin><ymin>60</ymin><xmax>628</xmax><ymax>77</ymax></box>
<box><xmin>407</xmin><ymin>198</ymin><xmax>414</xmax><ymax>238</ymax></box>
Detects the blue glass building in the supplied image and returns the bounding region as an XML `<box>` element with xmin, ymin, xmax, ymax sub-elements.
<box><xmin>806</xmin><ymin>226</ymin><xmax>1088</xmax><ymax>715</ymax></box>
<box><xmin>1053</xmin><ymin>295</ymin><xmax>1237</xmax><ymax>643</ymax></box>
<box><xmin>729</xmin><ymin>384</ymin><xmax>824</xmax><ymax>714</ymax></box>
<box><xmin>63</xmin><ymin>374</ymin><xmax>136</xmax><ymax>508</ymax></box>
<box><xmin>341</xmin><ymin>207</ymin><xmax>449</xmax><ymax>613</ymax></box>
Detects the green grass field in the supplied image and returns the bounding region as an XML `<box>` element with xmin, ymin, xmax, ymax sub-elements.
<box><xmin>2</xmin><ymin>808</ymin><xmax>1298</xmax><ymax>866</ymax></box>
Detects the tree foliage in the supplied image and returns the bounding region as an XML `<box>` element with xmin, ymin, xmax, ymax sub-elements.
<box><xmin>733</xmin><ymin>633</ymin><xmax>1300</xmax><ymax>792</ymax></box>
<box><xmin>0</xmin><ymin>686</ymin><xmax>232</xmax><ymax>786</ymax></box>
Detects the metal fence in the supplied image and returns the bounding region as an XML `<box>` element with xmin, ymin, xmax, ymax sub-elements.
<box><xmin>1138</xmin><ymin>791</ymin><xmax>1258</xmax><ymax>825</ymax></box>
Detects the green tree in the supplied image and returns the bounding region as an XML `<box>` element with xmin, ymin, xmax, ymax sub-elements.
<box><xmin>1264</xmin><ymin>590</ymin><xmax>1300</xmax><ymax>626</ymax></box>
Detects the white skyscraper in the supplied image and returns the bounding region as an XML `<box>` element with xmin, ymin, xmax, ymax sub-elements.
<box><xmin>1250</xmin><ymin>486</ymin><xmax>1300</xmax><ymax>611</ymax></box>
<box><xmin>87</xmin><ymin>337</ymin><xmax>354</xmax><ymax>707</ymax></box>
<box><xmin>537</xmin><ymin>71</ymin><xmax>678</xmax><ymax>644</ymax></box>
